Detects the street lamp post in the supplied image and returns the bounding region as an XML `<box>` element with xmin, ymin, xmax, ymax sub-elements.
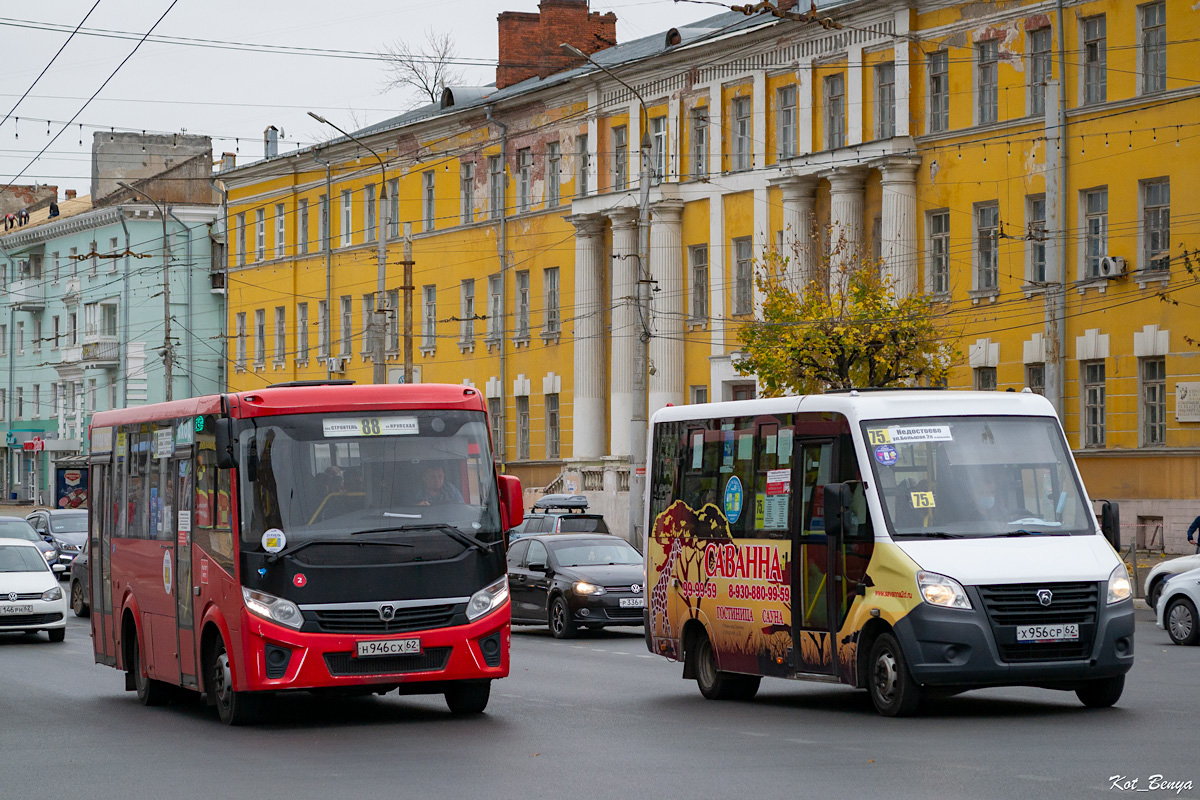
<box><xmin>117</xmin><ymin>181</ymin><xmax>172</xmax><ymax>401</ymax></box>
<box><xmin>561</xmin><ymin>44</ymin><xmax>653</xmax><ymax>548</ymax></box>
<box><xmin>308</xmin><ymin>112</ymin><xmax>390</xmax><ymax>384</ymax></box>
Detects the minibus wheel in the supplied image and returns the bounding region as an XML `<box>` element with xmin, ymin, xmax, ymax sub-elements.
<box><xmin>868</xmin><ymin>633</ymin><xmax>922</xmax><ymax>717</ymax></box>
<box><xmin>694</xmin><ymin>631</ymin><xmax>758</xmax><ymax>700</ymax></box>
<box><xmin>130</xmin><ymin>631</ymin><xmax>169</xmax><ymax>706</ymax></box>
<box><xmin>444</xmin><ymin>680</ymin><xmax>491</xmax><ymax>715</ymax></box>
<box><xmin>208</xmin><ymin>638</ymin><xmax>260</xmax><ymax>725</ymax></box>
<box><xmin>1075</xmin><ymin>675</ymin><xmax>1124</xmax><ymax>708</ymax></box>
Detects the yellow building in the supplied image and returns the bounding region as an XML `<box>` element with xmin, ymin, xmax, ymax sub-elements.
<box><xmin>220</xmin><ymin>0</ymin><xmax>1200</xmax><ymax>547</ymax></box>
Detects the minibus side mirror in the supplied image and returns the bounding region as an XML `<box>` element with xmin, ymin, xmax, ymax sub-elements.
<box><xmin>1099</xmin><ymin>500</ymin><xmax>1121</xmax><ymax>551</ymax></box>
<box><xmin>498</xmin><ymin>474</ymin><xmax>524</xmax><ymax>531</ymax></box>
<box><xmin>214</xmin><ymin>418</ymin><xmax>237</xmax><ymax>470</ymax></box>
<box><xmin>823</xmin><ymin>482</ymin><xmax>853</xmax><ymax>539</ymax></box>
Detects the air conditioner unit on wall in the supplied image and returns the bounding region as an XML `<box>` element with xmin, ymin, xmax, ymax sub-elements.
<box><xmin>1098</xmin><ymin>255</ymin><xmax>1127</xmax><ymax>278</ymax></box>
<box><xmin>327</xmin><ymin>356</ymin><xmax>345</xmax><ymax>373</ymax></box>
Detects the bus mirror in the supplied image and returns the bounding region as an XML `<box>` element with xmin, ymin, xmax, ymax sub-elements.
<box><xmin>1099</xmin><ymin>500</ymin><xmax>1120</xmax><ymax>551</ymax></box>
<box><xmin>498</xmin><ymin>474</ymin><xmax>523</xmax><ymax>530</ymax></box>
<box><xmin>214</xmin><ymin>418</ymin><xmax>237</xmax><ymax>470</ymax></box>
<box><xmin>823</xmin><ymin>482</ymin><xmax>853</xmax><ymax>539</ymax></box>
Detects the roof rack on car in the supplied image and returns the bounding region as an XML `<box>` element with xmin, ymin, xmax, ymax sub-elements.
<box><xmin>532</xmin><ymin>494</ymin><xmax>589</xmax><ymax>511</ymax></box>
<box><xmin>824</xmin><ymin>386</ymin><xmax>946</xmax><ymax>393</ymax></box>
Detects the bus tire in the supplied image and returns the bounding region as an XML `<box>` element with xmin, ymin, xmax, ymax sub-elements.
<box><xmin>1075</xmin><ymin>675</ymin><xmax>1124</xmax><ymax>708</ymax></box>
<box><xmin>130</xmin><ymin>631</ymin><xmax>169</xmax><ymax>707</ymax></box>
<box><xmin>694</xmin><ymin>631</ymin><xmax>738</xmax><ymax>700</ymax></box>
<box><xmin>868</xmin><ymin>633</ymin><xmax>922</xmax><ymax>717</ymax></box>
<box><xmin>208</xmin><ymin>638</ymin><xmax>259</xmax><ymax>725</ymax></box>
<box><xmin>549</xmin><ymin>596</ymin><xmax>577</xmax><ymax>639</ymax></box>
<box><xmin>444</xmin><ymin>680</ymin><xmax>491</xmax><ymax>715</ymax></box>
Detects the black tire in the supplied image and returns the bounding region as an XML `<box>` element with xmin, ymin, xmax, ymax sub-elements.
<box><xmin>1147</xmin><ymin>577</ymin><xmax>1166</xmax><ymax>611</ymax></box>
<box><xmin>130</xmin><ymin>632</ymin><xmax>170</xmax><ymax>706</ymax></box>
<box><xmin>1075</xmin><ymin>675</ymin><xmax>1125</xmax><ymax>708</ymax></box>
<box><xmin>868</xmin><ymin>632</ymin><xmax>922</xmax><ymax>717</ymax></box>
<box><xmin>48</xmin><ymin>628</ymin><xmax>65</xmax><ymax>643</ymax></box>
<box><xmin>444</xmin><ymin>680</ymin><xmax>491</xmax><ymax>714</ymax></box>
<box><xmin>733</xmin><ymin>675</ymin><xmax>761</xmax><ymax>701</ymax></box>
<box><xmin>1166</xmin><ymin>597</ymin><xmax>1200</xmax><ymax>646</ymax></box>
<box><xmin>71</xmin><ymin>581</ymin><xmax>89</xmax><ymax>618</ymax></box>
<box><xmin>208</xmin><ymin>639</ymin><xmax>259</xmax><ymax>725</ymax></box>
<box><xmin>693</xmin><ymin>630</ymin><xmax>757</xmax><ymax>700</ymax></box>
<box><xmin>549</xmin><ymin>596</ymin><xmax>577</xmax><ymax>639</ymax></box>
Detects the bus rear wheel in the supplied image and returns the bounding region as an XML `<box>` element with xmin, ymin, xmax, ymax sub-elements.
<box><xmin>444</xmin><ymin>680</ymin><xmax>491</xmax><ymax>714</ymax></box>
<box><xmin>868</xmin><ymin>633</ymin><xmax>922</xmax><ymax>717</ymax></box>
<box><xmin>130</xmin><ymin>632</ymin><xmax>169</xmax><ymax>706</ymax></box>
<box><xmin>208</xmin><ymin>639</ymin><xmax>259</xmax><ymax>725</ymax></box>
<box><xmin>694</xmin><ymin>631</ymin><xmax>758</xmax><ymax>701</ymax></box>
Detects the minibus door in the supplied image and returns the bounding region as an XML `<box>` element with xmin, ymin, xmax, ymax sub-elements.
<box><xmin>791</xmin><ymin>439</ymin><xmax>838</xmax><ymax>676</ymax></box>
<box><xmin>173</xmin><ymin>455</ymin><xmax>198</xmax><ymax>689</ymax></box>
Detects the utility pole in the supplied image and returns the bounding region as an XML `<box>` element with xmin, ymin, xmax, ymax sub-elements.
<box><xmin>402</xmin><ymin>222</ymin><xmax>414</xmax><ymax>384</ymax></box>
<box><xmin>118</xmin><ymin>181</ymin><xmax>172</xmax><ymax>401</ymax></box>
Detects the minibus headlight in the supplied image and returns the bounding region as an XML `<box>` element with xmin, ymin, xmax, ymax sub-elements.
<box><xmin>467</xmin><ymin>576</ymin><xmax>509</xmax><ymax>621</ymax></box>
<box><xmin>242</xmin><ymin>587</ymin><xmax>304</xmax><ymax>630</ymax></box>
<box><xmin>1107</xmin><ymin>564</ymin><xmax>1132</xmax><ymax>605</ymax></box>
<box><xmin>916</xmin><ymin>571</ymin><xmax>972</xmax><ymax>610</ymax></box>
<box><xmin>41</xmin><ymin>586</ymin><xmax>62</xmax><ymax>602</ymax></box>
<box><xmin>573</xmin><ymin>581</ymin><xmax>605</xmax><ymax>596</ymax></box>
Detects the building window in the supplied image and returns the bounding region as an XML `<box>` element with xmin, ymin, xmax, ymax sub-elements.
<box><xmin>1028</xmin><ymin>28</ymin><xmax>1052</xmax><ymax>117</ymax></box>
<box><xmin>51</xmin><ymin>316</ymin><xmax>59</xmax><ymax>350</ymax></box>
<box><xmin>1083</xmin><ymin>361</ymin><xmax>1106</xmax><ymax>447</ymax></box>
<box><xmin>546</xmin><ymin>142</ymin><xmax>560</xmax><ymax>208</ymax></box>
<box><xmin>1141</xmin><ymin>2</ymin><xmax>1166</xmax><ymax>95</ymax></box>
<box><xmin>460</xmin><ymin>279</ymin><xmax>475</xmax><ymax>343</ymax></box>
<box><xmin>516</xmin><ymin>395</ymin><xmax>530</xmax><ymax>460</ymax></box>
<box><xmin>387</xmin><ymin>178</ymin><xmax>399</xmax><ymax>238</ymax></box>
<box><xmin>234</xmin><ymin>313</ymin><xmax>245</xmax><ymax>368</ymax></box>
<box><xmin>1141</xmin><ymin>357</ymin><xmax>1167</xmax><ymax>446</ymax></box>
<box><xmin>364</xmin><ymin>184</ymin><xmax>376</xmax><ymax>243</ymax></box>
<box><xmin>254</xmin><ymin>309</ymin><xmax>266</xmax><ymax>367</ymax></box>
<box><xmin>32</xmin><ymin>317</ymin><xmax>41</xmax><ymax>353</ymax></box>
<box><xmin>422</xmin><ymin>286</ymin><xmax>437</xmax><ymax>348</ymax></box>
<box><xmin>545</xmin><ymin>393</ymin><xmax>560</xmax><ymax>459</ymax></box>
<box><xmin>824</xmin><ymin>74</ymin><xmax>845</xmax><ymax>150</ymax></box>
<box><xmin>0</xmin><ymin>324</ymin><xmax>6</xmax><ymax>356</ymax></box>
<box><xmin>488</xmin><ymin>156</ymin><xmax>503</xmax><ymax>220</ymax></box>
<box><xmin>255</xmin><ymin>208</ymin><xmax>266</xmax><ymax>261</ymax></box>
<box><xmin>423</xmin><ymin>171</ymin><xmax>435</xmax><ymax>231</ymax></box>
<box><xmin>976</xmin><ymin>203</ymin><xmax>999</xmax><ymax>291</ymax></box>
<box><xmin>317</xmin><ymin>300</ymin><xmax>329</xmax><ymax>358</ymax></box>
<box><xmin>732</xmin><ymin>97</ymin><xmax>752</xmax><ymax>171</ymax></box>
<box><xmin>1084</xmin><ymin>188</ymin><xmax>1108</xmax><ymax>278</ymax></box>
<box><xmin>776</xmin><ymin>85</ymin><xmax>797</xmax><ymax>159</ymax></box>
<box><xmin>976</xmin><ymin>40</ymin><xmax>999</xmax><ymax>125</ymax></box>
<box><xmin>516</xmin><ymin>148</ymin><xmax>532</xmax><ymax>213</ymax></box>
<box><xmin>1026</xmin><ymin>363</ymin><xmax>1045</xmax><ymax>395</ymax></box>
<box><xmin>275</xmin><ymin>203</ymin><xmax>286</xmax><ymax>257</ymax></box>
<box><xmin>1083</xmin><ymin>16</ymin><xmax>1107</xmax><ymax>105</ymax></box>
<box><xmin>51</xmin><ymin>251</ymin><xmax>59</xmax><ymax>283</ymax></box>
<box><xmin>928</xmin><ymin>50</ymin><xmax>949</xmax><ymax>133</ymax></box>
<box><xmin>386</xmin><ymin>289</ymin><xmax>399</xmax><ymax>353</ymax></box>
<box><xmin>875</xmin><ymin>63</ymin><xmax>895</xmax><ymax>139</ymax></box>
<box><xmin>515</xmin><ymin>270</ymin><xmax>530</xmax><ymax>339</ymax></box>
<box><xmin>488</xmin><ymin>397</ymin><xmax>503</xmax><ymax>459</ymax></box>
<box><xmin>67</xmin><ymin>311</ymin><xmax>77</xmax><ymax>346</ymax></box>
<box><xmin>612</xmin><ymin>125</ymin><xmax>628</xmax><ymax>189</ymax></box>
<box><xmin>318</xmin><ymin>194</ymin><xmax>329</xmax><ymax>250</ymax></box>
<box><xmin>107</xmin><ymin>239</ymin><xmax>117</xmax><ymax>273</ymax></box>
<box><xmin>1027</xmin><ymin>194</ymin><xmax>1047</xmax><ymax>283</ymax></box>
<box><xmin>274</xmin><ymin>306</ymin><xmax>286</xmax><ymax>363</ymax></box>
<box><xmin>340</xmin><ymin>190</ymin><xmax>352</xmax><ymax>247</ymax></box>
<box><xmin>297</xmin><ymin>302</ymin><xmax>309</xmax><ymax>363</ymax></box>
<box><xmin>460</xmin><ymin>162</ymin><xmax>475</xmax><ymax>224</ymax></box>
<box><xmin>733</xmin><ymin>237</ymin><xmax>752</xmax><ymax>316</ymax></box>
<box><xmin>15</xmin><ymin>387</ymin><xmax>22</xmax><ymax>419</ymax></box>
<box><xmin>89</xmin><ymin>240</ymin><xmax>98</xmax><ymax>275</ymax></box>
<box><xmin>691</xmin><ymin>107</ymin><xmax>708</xmax><ymax>178</ymax></box>
<box><xmin>690</xmin><ymin>245</ymin><xmax>709</xmax><ymax>321</ymax></box>
<box><xmin>974</xmin><ymin>367</ymin><xmax>997</xmax><ymax>391</ymax></box>
<box><xmin>650</xmin><ymin>117</ymin><xmax>667</xmax><ymax>184</ymax></box>
<box><xmin>101</xmin><ymin>304</ymin><xmax>117</xmax><ymax>338</ymax></box>
<box><xmin>543</xmin><ymin>267</ymin><xmax>560</xmax><ymax>334</ymax></box>
<box><xmin>15</xmin><ymin>321</ymin><xmax>24</xmax><ymax>353</ymax></box>
<box><xmin>487</xmin><ymin>274</ymin><xmax>502</xmax><ymax>340</ymax></box>
<box><xmin>1143</xmin><ymin>179</ymin><xmax>1170</xmax><ymax>271</ymax></box>
<box><xmin>299</xmin><ymin>199</ymin><xmax>309</xmax><ymax>255</ymax></box>
<box><xmin>577</xmin><ymin>133</ymin><xmax>590</xmax><ymax>197</ymax></box>
<box><xmin>690</xmin><ymin>385</ymin><xmax>708</xmax><ymax>404</ymax></box>
<box><xmin>361</xmin><ymin>294</ymin><xmax>375</xmax><ymax>356</ymax></box>
<box><xmin>340</xmin><ymin>295</ymin><xmax>353</xmax><ymax>356</ymax></box>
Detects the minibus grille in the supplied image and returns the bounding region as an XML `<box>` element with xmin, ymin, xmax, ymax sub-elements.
<box><xmin>978</xmin><ymin>581</ymin><xmax>1098</xmax><ymax>663</ymax></box>
<box><xmin>324</xmin><ymin>647</ymin><xmax>451</xmax><ymax>677</ymax></box>
<box><xmin>305</xmin><ymin>603</ymin><xmax>463</xmax><ymax>634</ymax></box>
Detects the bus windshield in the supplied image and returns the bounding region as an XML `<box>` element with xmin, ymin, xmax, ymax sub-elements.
<box><xmin>864</xmin><ymin>415</ymin><xmax>1093</xmax><ymax>538</ymax></box>
<box><xmin>238</xmin><ymin>410</ymin><xmax>501</xmax><ymax>551</ymax></box>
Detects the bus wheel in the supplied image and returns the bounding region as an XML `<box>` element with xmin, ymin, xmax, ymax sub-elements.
<box><xmin>549</xmin><ymin>596</ymin><xmax>577</xmax><ymax>639</ymax></box>
<box><xmin>445</xmin><ymin>680</ymin><xmax>491</xmax><ymax>715</ymax></box>
<box><xmin>868</xmin><ymin>633</ymin><xmax>922</xmax><ymax>717</ymax></box>
<box><xmin>1075</xmin><ymin>675</ymin><xmax>1124</xmax><ymax>708</ymax></box>
<box><xmin>130</xmin><ymin>632</ymin><xmax>169</xmax><ymax>707</ymax></box>
<box><xmin>694</xmin><ymin>631</ymin><xmax>742</xmax><ymax>700</ymax></box>
<box><xmin>208</xmin><ymin>639</ymin><xmax>259</xmax><ymax>725</ymax></box>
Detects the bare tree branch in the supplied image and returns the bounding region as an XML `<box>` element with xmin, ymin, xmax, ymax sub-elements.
<box><xmin>380</xmin><ymin>30</ymin><xmax>465</xmax><ymax>108</ymax></box>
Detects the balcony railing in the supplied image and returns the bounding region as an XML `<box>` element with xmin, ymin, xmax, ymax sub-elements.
<box><xmin>81</xmin><ymin>340</ymin><xmax>120</xmax><ymax>365</ymax></box>
<box><xmin>9</xmin><ymin>278</ymin><xmax>44</xmax><ymax>309</ymax></box>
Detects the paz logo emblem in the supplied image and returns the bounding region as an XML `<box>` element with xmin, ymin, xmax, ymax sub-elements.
<box><xmin>631</xmin><ymin>584</ymin><xmax>642</xmax><ymax>594</ymax></box>
<box><xmin>379</xmin><ymin>604</ymin><xmax>396</xmax><ymax>622</ymax></box>
<box><xmin>7</xmin><ymin>591</ymin><xmax>16</xmax><ymax>602</ymax></box>
<box><xmin>1036</xmin><ymin>588</ymin><xmax>1053</xmax><ymax>607</ymax></box>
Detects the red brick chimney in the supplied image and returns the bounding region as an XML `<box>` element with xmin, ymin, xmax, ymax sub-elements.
<box><xmin>65</xmin><ymin>189</ymin><xmax>77</xmax><ymax>200</ymax></box>
<box><xmin>497</xmin><ymin>0</ymin><xmax>617</xmax><ymax>89</ymax></box>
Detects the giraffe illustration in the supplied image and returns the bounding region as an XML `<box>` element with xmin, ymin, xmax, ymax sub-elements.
<box><xmin>650</xmin><ymin>536</ymin><xmax>684</xmax><ymax>644</ymax></box>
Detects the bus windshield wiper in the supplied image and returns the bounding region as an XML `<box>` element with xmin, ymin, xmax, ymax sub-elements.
<box><xmin>351</xmin><ymin>524</ymin><xmax>494</xmax><ymax>554</ymax></box>
<box><xmin>998</xmin><ymin>529</ymin><xmax>1068</xmax><ymax>537</ymax></box>
<box><xmin>895</xmin><ymin>531</ymin><xmax>965</xmax><ymax>539</ymax></box>
<box><xmin>266</xmin><ymin>537</ymin><xmax>415</xmax><ymax>563</ymax></box>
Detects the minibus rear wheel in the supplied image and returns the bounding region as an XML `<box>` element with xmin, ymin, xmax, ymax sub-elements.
<box><xmin>868</xmin><ymin>633</ymin><xmax>922</xmax><ymax>717</ymax></box>
<box><xmin>694</xmin><ymin>630</ymin><xmax>759</xmax><ymax>701</ymax></box>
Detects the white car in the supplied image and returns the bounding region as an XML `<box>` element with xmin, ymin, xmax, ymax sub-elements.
<box><xmin>1156</xmin><ymin>565</ymin><xmax>1200</xmax><ymax>646</ymax></box>
<box><xmin>0</xmin><ymin>537</ymin><xmax>68</xmax><ymax>642</ymax></box>
<box><xmin>1143</xmin><ymin>552</ymin><xmax>1200</xmax><ymax>609</ymax></box>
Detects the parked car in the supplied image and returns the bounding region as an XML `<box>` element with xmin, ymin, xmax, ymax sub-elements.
<box><xmin>1144</xmin><ymin>551</ymin><xmax>1200</xmax><ymax>610</ymax></box>
<box><xmin>0</xmin><ymin>537</ymin><xmax>68</xmax><ymax>641</ymax></box>
<box><xmin>509</xmin><ymin>495</ymin><xmax>610</xmax><ymax>543</ymax></box>
<box><xmin>507</xmin><ymin>533</ymin><xmax>645</xmax><ymax>638</ymax></box>
<box><xmin>1156</xmin><ymin>566</ymin><xmax>1200</xmax><ymax>646</ymax></box>
<box><xmin>0</xmin><ymin>517</ymin><xmax>61</xmax><ymax>575</ymax></box>
<box><xmin>69</xmin><ymin>548</ymin><xmax>90</xmax><ymax>617</ymax></box>
<box><xmin>26</xmin><ymin>509</ymin><xmax>88</xmax><ymax>580</ymax></box>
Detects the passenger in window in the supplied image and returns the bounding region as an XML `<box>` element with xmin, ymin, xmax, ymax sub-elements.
<box><xmin>413</xmin><ymin>462</ymin><xmax>464</xmax><ymax>506</ymax></box>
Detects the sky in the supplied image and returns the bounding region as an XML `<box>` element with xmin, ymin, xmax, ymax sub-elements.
<box><xmin>0</xmin><ymin>0</ymin><xmax>720</xmax><ymax>198</ymax></box>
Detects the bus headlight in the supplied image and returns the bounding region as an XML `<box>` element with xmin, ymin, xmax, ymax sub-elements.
<box><xmin>1107</xmin><ymin>564</ymin><xmax>1132</xmax><ymax>604</ymax></box>
<box><xmin>466</xmin><ymin>576</ymin><xmax>509</xmax><ymax>621</ymax></box>
<box><xmin>916</xmin><ymin>571</ymin><xmax>972</xmax><ymax>610</ymax></box>
<box><xmin>242</xmin><ymin>587</ymin><xmax>304</xmax><ymax>630</ymax></box>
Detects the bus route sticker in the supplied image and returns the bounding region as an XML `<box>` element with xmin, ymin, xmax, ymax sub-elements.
<box><xmin>874</xmin><ymin>444</ymin><xmax>899</xmax><ymax>466</ymax></box>
<box><xmin>261</xmin><ymin>528</ymin><xmax>286</xmax><ymax>553</ymax></box>
<box><xmin>910</xmin><ymin>491</ymin><xmax>936</xmax><ymax>509</ymax></box>
<box><xmin>723</xmin><ymin>475</ymin><xmax>744</xmax><ymax>524</ymax></box>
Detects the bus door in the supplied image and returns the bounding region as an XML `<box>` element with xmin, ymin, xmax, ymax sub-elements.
<box><xmin>173</xmin><ymin>454</ymin><xmax>198</xmax><ymax>689</ymax></box>
<box><xmin>792</xmin><ymin>439</ymin><xmax>838</xmax><ymax>675</ymax></box>
<box><xmin>90</xmin><ymin>462</ymin><xmax>117</xmax><ymax>665</ymax></box>
<box><xmin>145</xmin><ymin>427</ymin><xmax>181</xmax><ymax>686</ymax></box>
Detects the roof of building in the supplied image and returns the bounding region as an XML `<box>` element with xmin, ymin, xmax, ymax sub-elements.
<box><xmin>15</xmin><ymin>193</ymin><xmax>93</xmax><ymax>231</ymax></box>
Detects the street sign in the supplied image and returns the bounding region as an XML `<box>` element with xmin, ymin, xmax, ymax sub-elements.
<box><xmin>23</xmin><ymin>437</ymin><xmax>44</xmax><ymax>452</ymax></box>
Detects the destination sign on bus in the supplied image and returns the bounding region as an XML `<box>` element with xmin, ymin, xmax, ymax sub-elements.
<box><xmin>322</xmin><ymin>416</ymin><xmax>420</xmax><ymax>438</ymax></box>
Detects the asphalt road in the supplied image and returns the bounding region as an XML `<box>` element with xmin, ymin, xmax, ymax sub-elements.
<box><xmin>0</xmin><ymin>607</ymin><xmax>1193</xmax><ymax>800</ymax></box>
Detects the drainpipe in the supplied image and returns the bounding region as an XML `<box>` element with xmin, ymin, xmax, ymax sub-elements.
<box><xmin>1054</xmin><ymin>0</ymin><xmax>1068</xmax><ymax>418</ymax></box>
<box><xmin>117</xmin><ymin>209</ymin><xmax>131</xmax><ymax>408</ymax></box>
<box><xmin>167</xmin><ymin>208</ymin><xmax>193</xmax><ymax>396</ymax></box>
<box><xmin>0</xmin><ymin>244</ymin><xmax>14</xmax><ymax>499</ymax></box>
<box><xmin>314</xmin><ymin>151</ymin><xmax>333</xmax><ymax>381</ymax></box>
<box><xmin>209</xmin><ymin>175</ymin><xmax>228</xmax><ymax>392</ymax></box>
<box><xmin>486</xmin><ymin>105</ymin><xmax>508</xmax><ymax>467</ymax></box>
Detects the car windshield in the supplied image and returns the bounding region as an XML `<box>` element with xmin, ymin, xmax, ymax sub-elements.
<box><xmin>50</xmin><ymin>515</ymin><xmax>88</xmax><ymax>533</ymax></box>
<box><xmin>864</xmin><ymin>415</ymin><xmax>1093</xmax><ymax>538</ymax></box>
<box><xmin>239</xmin><ymin>410</ymin><xmax>502</xmax><ymax>551</ymax></box>
<box><xmin>0</xmin><ymin>544</ymin><xmax>48</xmax><ymax>572</ymax></box>
<box><xmin>558</xmin><ymin>516</ymin><xmax>609</xmax><ymax>534</ymax></box>
<box><xmin>549</xmin><ymin>540</ymin><xmax>641</xmax><ymax>567</ymax></box>
<box><xmin>0</xmin><ymin>520</ymin><xmax>41</xmax><ymax>542</ymax></box>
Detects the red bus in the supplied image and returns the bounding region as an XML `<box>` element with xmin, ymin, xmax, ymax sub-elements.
<box><xmin>87</xmin><ymin>382</ymin><xmax>522</xmax><ymax>724</ymax></box>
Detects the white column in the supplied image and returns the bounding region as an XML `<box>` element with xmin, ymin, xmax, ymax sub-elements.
<box><xmin>879</xmin><ymin>158</ymin><xmax>920</xmax><ymax>298</ymax></box>
<box><xmin>847</xmin><ymin>45</ymin><xmax>864</xmax><ymax>147</ymax></box>
<box><xmin>797</xmin><ymin>59</ymin><xmax>814</xmax><ymax>156</ymax></box>
<box><xmin>649</xmin><ymin>200</ymin><xmax>685</xmax><ymax>415</ymax></box>
<box><xmin>569</xmin><ymin>214</ymin><xmax>606</xmax><ymax>458</ymax></box>
<box><xmin>751</xmin><ymin>69</ymin><xmax>766</xmax><ymax>172</ymax></box>
<box><xmin>607</xmin><ymin>208</ymin><xmax>638</xmax><ymax>456</ymax></box>
<box><xmin>827</xmin><ymin>166</ymin><xmax>867</xmax><ymax>291</ymax></box>
<box><xmin>586</xmin><ymin>89</ymin><xmax>600</xmax><ymax>197</ymax></box>
<box><xmin>777</xmin><ymin>176</ymin><xmax>819</xmax><ymax>290</ymax></box>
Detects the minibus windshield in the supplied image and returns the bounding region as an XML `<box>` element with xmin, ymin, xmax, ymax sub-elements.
<box><xmin>863</xmin><ymin>415</ymin><xmax>1094</xmax><ymax>538</ymax></box>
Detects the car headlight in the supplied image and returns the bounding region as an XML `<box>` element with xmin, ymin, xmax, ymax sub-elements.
<box><xmin>1107</xmin><ymin>563</ymin><xmax>1132</xmax><ymax>605</ymax></box>
<box><xmin>573</xmin><ymin>581</ymin><xmax>606</xmax><ymax>596</ymax></box>
<box><xmin>40</xmin><ymin>549</ymin><xmax>54</xmax><ymax>561</ymax></box>
<box><xmin>916</xmin><ymin>570</ymin><xmax>972</xmax><ymax>610</ymax></box>
<box><xmin>466</xmin><ymin>576</ymin><xmax>509</xmax><ymax>621</ymax></box>
<box><xmin>242</xmin><ymin>587</ymin><xmax>304</xmax><ymax>629</ymax></box>
<box><xmin>42</xmin><ymin>586</ymin><xmax>62</xmax><ymax>601</ymax></box>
